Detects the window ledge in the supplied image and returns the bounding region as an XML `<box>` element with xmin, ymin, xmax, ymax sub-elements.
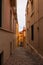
<box><xmin>0</xmin><ymin>27</ymin><xmax>14</xmax><ymax>34</ymax></box>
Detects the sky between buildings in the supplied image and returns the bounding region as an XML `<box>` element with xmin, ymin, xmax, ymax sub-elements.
<box><xmin>17</xmin><ymin>0</ymin><xmax>27</xmax><ymax>32</ymax></box>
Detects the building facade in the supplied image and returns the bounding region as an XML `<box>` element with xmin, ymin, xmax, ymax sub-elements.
<box><xmin>19</xmin><ymin>31</ymin><xmax>24</xmax><ymax>47</ymax></box>
<box><xmin>26</xmin><ymin>0</ymin><xmax>43</xmax><ymax>58</ymax></box>
<box><xmin>23</xmin><ymin>27</ymin><xmax>26</xmax><ymax>48</ymax></box>
<box><xmin>16</xmin><ymin>21</ymin><xmax>19</xmax><ymax>47</ymax></box>
<box><xmin>0</xmin><ymin>0</ymin><xmax>17</xmax><ymax>64</ymax></box>
<box><xmin>18</xmin><ymin>27</ymin><xmax>26</xmax><ymax>47</ymax></box>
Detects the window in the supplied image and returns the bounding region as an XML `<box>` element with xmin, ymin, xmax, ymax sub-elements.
<box><xmin>31</xmin><ymin>0</ymin><xmax>33</xmax><ymax>5</ymax></box>
<box><xmin>30</xmin><ymin>0</ymin><xmax>34</xmax><ymax>11</ymax></box>
<box><xmin>10</xmin><ymin>10</ymin><xmax>12</xmax><ymax>30</ymax></box>
<box><xmin>31</xmin><ymin>25</ymin><xmax>34</xmax><ymax>40</ymax></box>
<box><xmin>0</xmin><ymin>0</ymin><xmax>2</xmax><ymax>27</ymax></box>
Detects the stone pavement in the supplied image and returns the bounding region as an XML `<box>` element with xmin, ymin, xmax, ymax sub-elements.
<box><xmin>4</xmin><ymin>47</ymin><xmax>43</xmax><ymax>65</ymax></box>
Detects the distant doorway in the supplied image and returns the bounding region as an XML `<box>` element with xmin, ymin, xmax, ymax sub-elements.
<box><xmin>20</xmin><ymin>41</ymin><xmax>23</xmax><ymax>47</ymax></box>
<box><xmin>10</xmin><ymin>42</ymin><xmax>12</xmax><ymax>55</ymax></box>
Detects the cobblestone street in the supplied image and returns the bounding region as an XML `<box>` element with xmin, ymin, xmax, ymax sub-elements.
<box><xmin>4</xmin><ymin>47</ymin><xmax>43</xmax><ymax>65</ymax></box>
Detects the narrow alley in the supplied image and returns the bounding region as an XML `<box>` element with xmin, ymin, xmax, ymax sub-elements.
<box><xmin>0</xmin><ymin>0</ymin><xmax>43</xmax><ymax>65</ymax></box>
<box><xmin>4</xmin><ymin>47</ymin><xmax>43</xmax><ymax>65</ymax></box>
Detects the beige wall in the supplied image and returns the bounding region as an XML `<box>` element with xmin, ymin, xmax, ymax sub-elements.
<box><xmin>2</xmin><ymin>0</ymin><xmax>10</xmax><ymax>31</ymax></box>
<box><xmin>0</xmin><ymin>30</ymin><xmax>15</xmax><ymax>63</ymax></box>
<box><xmin>26</xmin><ymin>0</ymin><xmax>43</xmax><ymax>57</ymax></box>
<box><xmin>0</xmin><ymin>0</ymin><xmax>17</xmax><ymax>64</ymax></box>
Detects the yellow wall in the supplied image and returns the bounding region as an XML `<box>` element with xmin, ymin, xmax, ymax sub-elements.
<box><xmin>16</xmin><ymin>22</ymin><xmax>19</xmax><ymax>47</ymax></box>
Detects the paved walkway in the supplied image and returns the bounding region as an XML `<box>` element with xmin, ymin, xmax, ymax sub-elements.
<box><xmin>4</xmin><ymin>47</ymin><xmax>43</xmax><ymax>65</ymax></box>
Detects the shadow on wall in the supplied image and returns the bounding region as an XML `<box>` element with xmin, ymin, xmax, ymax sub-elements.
<box><xmin>0</xmin><ymin>51</ymin><xmax>4</xmax><ymax>65</ymax></box>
